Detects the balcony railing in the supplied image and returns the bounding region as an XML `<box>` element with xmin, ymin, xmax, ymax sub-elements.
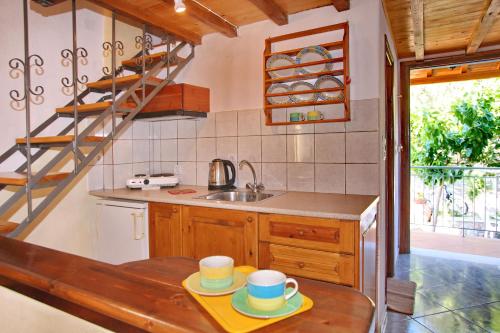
<box><xmin>410</xmin><ymin>166</ymin><xmax>500</xmax><ymax>239</ymax></box>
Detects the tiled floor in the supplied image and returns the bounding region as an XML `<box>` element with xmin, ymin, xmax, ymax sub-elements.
<box><xmin>385</xmin><ymin>250</ymin><xmax>500</xmax><ymax>333</ymax></box>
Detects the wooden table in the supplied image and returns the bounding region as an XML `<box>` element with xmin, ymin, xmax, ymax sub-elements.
<box><xmin>0</xmin><ymin>236</ymin><xmax>374</xmax><ymax>332</ymax></box>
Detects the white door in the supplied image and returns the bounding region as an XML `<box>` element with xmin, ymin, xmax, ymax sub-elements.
<box><xmin>95</xmin><ymin>202</ymin><xmax>149</xmax><ymax>265</ymax></box>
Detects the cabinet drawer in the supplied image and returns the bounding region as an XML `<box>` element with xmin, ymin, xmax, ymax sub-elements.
<box><xmin>262</xmin><ymin>243</ymin><xmax>355</xmax><ymax>286</ymax></box>
<box><xmin>259</xmin><ymin>214</ymin><xmax>355</xmax><ymax>254</ymax></box>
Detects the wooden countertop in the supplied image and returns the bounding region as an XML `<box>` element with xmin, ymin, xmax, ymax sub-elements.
<box><xmin>91</xmin><ymin>186</ymin><xmax>379</xmax><ymax>221</ymax></box>
<box><xmin>0</xmin><ymin>236</ymin><xmax>374</xmax><ymax>332</ymax></box>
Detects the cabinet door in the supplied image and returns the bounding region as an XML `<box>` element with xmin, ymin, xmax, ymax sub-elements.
<box><xmin>361</xmin><ymin>218</ymin><xmax>377</xmax><ymax>302</ymax></box>
<box><xmin>149</xmin><ymin>202</ymin><xmax>182</xmax><ymax>257</ymax></box>
<box><xmin>182</xmin><ymin>206</ymin><xmax>258</xmax><ymax>266</ymax></box>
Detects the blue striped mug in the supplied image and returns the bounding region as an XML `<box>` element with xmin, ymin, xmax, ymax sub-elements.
<box><xmin>246</xmin><ymin>270</ymin><xmax>299</xmax><ymax>311</ymax></box>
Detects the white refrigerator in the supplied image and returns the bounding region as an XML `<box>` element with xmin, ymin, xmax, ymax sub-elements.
<box><xmin>94</xmin><ymin>199</ymin><xmax>149</xmax><ymax>265</ymax></box>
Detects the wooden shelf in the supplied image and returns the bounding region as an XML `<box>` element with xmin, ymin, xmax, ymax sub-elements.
<box><xmin>264</xmin><ymin>99</ymin><xmax>345</xmax><ymax>110</ymax></box>
<box><xmin>263</xmin><ymin>23</ymin><xmax>350</xmax><ymax>126</ymax></box>
<box><xmin>265</xmin><ymin>69</ymin><xmax>344</xmax><ymax>84</ymax></box>
<box><xmin>265</xmin><ymin>87</ymin><xmax>344</xmax><ymax>98</ymax></box>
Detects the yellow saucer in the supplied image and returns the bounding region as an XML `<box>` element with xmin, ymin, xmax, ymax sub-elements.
<box><xmin>185</xmin><ymin>271</ymin><xmax>247</xmax><ymax>296</ymax></box>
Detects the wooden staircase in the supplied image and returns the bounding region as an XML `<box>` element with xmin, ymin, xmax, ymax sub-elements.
<box><xmin>1</xmin><ymin>36</ymin><xmax>194</xmax><ymax>237</ymax></box>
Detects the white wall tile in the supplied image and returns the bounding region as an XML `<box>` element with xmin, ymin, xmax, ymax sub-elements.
<box><xmin>133</xmin><ymin>121</ymin><xmax>150</xmax><ymax>140</ymax></box>
<box><xmin>116</xmin><ymin>121</ymin><xmax>133</xmax><ymax>140</ymax></box>
<box><xmin>133</xmin><ymin>140</ymin><xmax>149</xmax><ymax>163</ymax></box>
<box><xmin>178</xmin><ymin>138</ymin><xmax>196</xmax><ymax>161</ymax></box>
<box><xmin>314</xmin><ymin>104</ymin><xmax>346</xmax><ymax>133</ymax></box>
<box><xmin>261</xmin><ymin>110</ymin><xmax>286</xmax><ymax>135</ymax></box>
<box><xmin>238</xmin><ymin>136</ymin><xmax>261</xmax><ymax>162</ymax></box>
<box><xmin>262</xmin><ymin>163</ymin><xmax>286</xmax><ymax>191</ymax></box>
<box><xmin>87</xmin><ymin>164</ymin><xmax>103</xmax><ymax>191</ymax></box>
<box><xmin>161</xmin><ymin>139</ymin><xmax>178</xmax><ymax>162</ymax></box>
<box><xmin>346</xmin><ymin>164</ymin><xmax>379</xmax><ymax>195</ymax></box>
<box><xmin>177</xmin><ymin>162</ymin><xmax>197</xmax><ymax>185</ymax></box>
<box><xmin>315</xmin><ymin>133</ymin><xmax>345</xmax><ymax>163</ymax></box>
<box><xmin>151</xmin><ymin>162</ymin><xmax>162</xmax><ymax>175</ymax></box>
<box><xmin>196</xmin><ymin>162</ymin><xmax>209</xmax><ymax>186</ymax></box>
<box><xmin>262</xmin><ymin>135</ymin><xmax>286</xmax><ymax>162</ymax></box>
<box><xmin>133</xmin><ymin>162</ymin><xmax>149</xmax><ymax>176</ymax></box>
<box><xmin>161</xmin><ymin>120</ymin><xmax>178</xmax><ymax>139</ymax></box>
<box><xmin>346</xmin><ymin>99</ymin><xmax>379</xmax><ymax>132</ymax></box>
<box><xmin>216</xmin><ymin>111</ymin><xmax>237</xmax><ymax>137</ymax></box>
<box><xmin>315</xmin><ymin>164</ymin><xmax>345</xmax><ymax>194</ymax></box>
<box><xmin>196</xmin><ymin>113</ymin><xmax>216</xmax><ymax>138</ymax></box>
<box><xmin>178</xmin><ymin>120</ymin><xmax>197</xmax><ymax>138</ymax></box>
<box><xmin>151</xmin><ymin>122</ymin><xmax>162</xmax><ymax>140</ymax></box>
<box><xmin>113</xmin><ymin>140</ymin><xmax>133</xmax><ymax>164</ymax></box>
<box><xmin>113</xmin><ymin>164</ymin><xmax>133</xmax><ymax>188</ymax></box>
<box><xmin>216</xmin><ymin>137</ymin><xmax>237</xmax><ymax>162</ymax></box>
<box><xmin>197</xmin><ymin>138</ymin><xmax>216</xmax><ymax>162</ymax></box>
<box><xmin>287</xmin><ymin>163</ymin><xmax>314</xmax><ymax>192</ymax></box>
<box><xmin>103</xmin><ymin>165</ymin><xmax>113</xmax><ymax>189</ymax></box>
<box><xmin>161</xmin><ymin>162</ymin><xmax>177</xmax><ymax>174</ymax></box>
<box><xmin>287</xmin><ymin>135</ymin><xmax>314</xmax><ymax>163</ymax></box>
<box><xmin>238</xmin><ymin>109</ymin><xmax>261</xmax><ymax>136</ymax></box>
<box><xmin>151</xmin><ymin>140</ymin><xmax>161</xmax><ymax>162</ymax></box>
<box><xmin>238</xmin><ymin>162</ymin><xmax>261</xmax><ymax>189</ymax></box>
<box><xmin>346</xmin><ymin>132</ymin><xmax>379</xmax><ymax>163</ymax></box>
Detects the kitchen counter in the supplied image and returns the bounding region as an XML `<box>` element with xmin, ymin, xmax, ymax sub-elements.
<box><xmin>90</xmin><ymin>186</ymin><xmax>378</xmax><ymax>221</ymax></box>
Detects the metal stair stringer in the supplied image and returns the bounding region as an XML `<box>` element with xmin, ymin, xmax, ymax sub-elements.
<box><xmin>6</xmin><ymin>42</ymin><xmax>194</xmax><ymax>238</ymax></box>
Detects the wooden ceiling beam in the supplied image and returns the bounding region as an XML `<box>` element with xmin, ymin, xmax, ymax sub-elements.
<box><xmin>466</xmin><ymin>0</ymin><xmax>500</xmax><ymax>54</ymax></box>
<box><xmin>331</xmin><ymin>0</ymin><xmax>350</xmax><ymax>12</ymax></box>
<box><xmin>87</xmin><ymin>0</ymin><xmax>202</xmax><ymax>44</ymax></box>
<box><xmin>163</xmin><ymin>0</ymin><xmax>237</xmax><ymax>38</ymax></box>
<box><xmin>247</xmin><ymin>0</ymin><xmax>288</xmax><ymax>26</ymax></box>
<box><xmin>410</xmin><ymin>0</ymin><xmax>424</xmax><ymax>60</ymax></box>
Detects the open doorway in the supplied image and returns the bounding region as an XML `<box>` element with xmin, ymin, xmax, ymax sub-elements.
<box><xmin>400</xmin><ymin>52</ymin><xmax>500</xmax><ymax>257</ymax></box>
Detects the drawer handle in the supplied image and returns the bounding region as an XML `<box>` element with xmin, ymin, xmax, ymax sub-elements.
<box><xmin>247</xmin><ymin>216</ymin><xmax>253</xmax><ymax>223</ymax></box>
<box><xmin>297</xmin><ymin>262</ymin><xmax>305</xmax><ymax>269</ymax></box>
<box><xmin>172</xmin><ymin>208</ymin><xmax>178</xmax><ymax>213</ymax></box>
<box><xmin>298</xmin><ymin>230</ymin><xmax>305</xmax><ymax>236</ymax></box>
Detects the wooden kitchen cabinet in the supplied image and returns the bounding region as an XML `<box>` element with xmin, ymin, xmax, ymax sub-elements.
<box><xmin>181</xmin><ymin>206</ymin><xmax>258</xmax><ymax>266</ymax></box>
<box><xmin>149</xmin><ymin>202</ymin><xmax>182</xmax><ymax>257</ymax></box>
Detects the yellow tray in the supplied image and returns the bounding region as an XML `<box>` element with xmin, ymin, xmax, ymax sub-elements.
<box><xmin>182</xmin><ymin>266</ymin><xmax>314</xmax><ymax>333</ymax></box>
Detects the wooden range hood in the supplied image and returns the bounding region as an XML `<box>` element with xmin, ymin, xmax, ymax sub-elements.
<box><xmin>134</xmin><ymin>83</ymin><xmax>210</xmax><ymax>120</ymax></box>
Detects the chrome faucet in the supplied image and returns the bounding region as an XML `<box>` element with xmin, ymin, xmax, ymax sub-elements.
<box><xmin>238</xmin><ymin>160</ymin><xmax>265</xmax><ymax>193</ymax></box>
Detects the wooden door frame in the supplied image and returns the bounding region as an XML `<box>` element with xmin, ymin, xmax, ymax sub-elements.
<box><xmin>384</xmin><ymin>35</ymin><xmax>395</xmax><ymax>276</ymax></box>
<box><xmin>398</xmin><ymin>49</ymin><xmax>500</xmax><ymax>253</ymax></box>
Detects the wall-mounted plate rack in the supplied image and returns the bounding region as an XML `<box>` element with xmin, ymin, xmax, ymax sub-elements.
<box><xmin>263</xmin><ymin>22</ymin><xmax>350</xmax><ymax>126</ymax></box>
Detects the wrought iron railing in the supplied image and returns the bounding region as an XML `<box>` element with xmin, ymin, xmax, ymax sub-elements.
<box><xmin>410</xmin><ymin>166</ymin><xmax>500</xmax><ymax>238</ymax></box>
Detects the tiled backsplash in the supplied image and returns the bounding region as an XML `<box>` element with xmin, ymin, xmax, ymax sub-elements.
<box><xmin>88</xmin><ymin>98</ymin><xmax>380</xmax><ymax>195</ymax></box>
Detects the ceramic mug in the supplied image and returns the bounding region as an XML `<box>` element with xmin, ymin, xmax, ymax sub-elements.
<box><xmin>307</xmin><ymin>111</ymin><xmax>324</xmax><ymax>121</ymax></box>
<box><xmin>246</xmin><ymin>270</ymin><xmax>299</xmax><ymax>311</ymax></box>
<box><xmin>289</xmin><ymin>112</ymin><xmax>305</xmax><ymax>122</ymax></box>
<box><xmin>199</xmin><ymin>256</ymin><xmax>234</xmax><ymax>290</ymax></box>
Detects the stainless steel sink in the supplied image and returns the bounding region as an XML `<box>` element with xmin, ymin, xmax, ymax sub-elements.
<box><xmin>198</xmin><ymin>190</ymin><xmax>274</xmax><ymax>202</ymax></box>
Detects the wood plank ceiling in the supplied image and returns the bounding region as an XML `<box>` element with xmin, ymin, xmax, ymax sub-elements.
<box><xmin>73</xmin><ymin>0</ymin><xmax>348</xmax><ymax>45</ymax></box>
<box><xmin>383</xmin><ymin>0</ymin><xmax>500</xmax><ymax>59</ymax></box>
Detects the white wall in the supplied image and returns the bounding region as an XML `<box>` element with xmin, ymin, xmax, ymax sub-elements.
<box><xmin>0</xmin><ymin>1</ymin><xmax>104</xmax><ymax>257</ymax></box>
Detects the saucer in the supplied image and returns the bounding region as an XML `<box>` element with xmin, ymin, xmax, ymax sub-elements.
<box><xmin>231</xmin><ymin>287</ymin><xmax>303</xmax><ymax>319</ymax></box>
<box><xmin>185</xmin><ymin>271</ymin><xmax>246</xmax><ymax>296</ymax></box>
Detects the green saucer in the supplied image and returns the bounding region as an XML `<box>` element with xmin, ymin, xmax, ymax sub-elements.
<box><xmin>185</xmin><ymin>270</ymin><xmax>247</xmax><ymax>296</ymax></box>
<box><xmin>231</xmin><ymin>287</ymin><xmax>303</xmax><ymax>319</ymax></box>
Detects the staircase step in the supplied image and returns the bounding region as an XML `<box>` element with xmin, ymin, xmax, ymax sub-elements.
<box><xmin>56</xmin><ymin>102</ymin><xmax>136</xmax><ymax>115</ymax></box>
<box><xmin>122</xmin><ymin>52</ymin><xmax>185</xmax><ymax>70</ymax></box>
<box><xmin>86</xmin><ymin>74</ymin><xmax>162</xmax><ymax>91</ymax></box>
<box><xmin>0</xmin><ymin>221</ymin><xmax>18</xmax><ymax>235</ymax></box>
<box><xmin>16</xmin><ymin>135</ymin><xmax>104</xmax><ymax>145</ymax></box>
<box><xmin>0</xmin><ymin>171</ymin><xmax>70</xmax><ymax>186</ymax></box>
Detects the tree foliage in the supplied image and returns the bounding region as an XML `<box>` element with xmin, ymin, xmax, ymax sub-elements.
<box><xmin>411</xmin><ymin>79</ymin><xmax>500</xmax><ymax>187</ymax></box>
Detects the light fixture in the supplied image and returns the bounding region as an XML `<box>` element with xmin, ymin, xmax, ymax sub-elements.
<box><xmin>174</xmin><ymin>0</ymin><xmax>186</xmax><ymax>13</ymax></box>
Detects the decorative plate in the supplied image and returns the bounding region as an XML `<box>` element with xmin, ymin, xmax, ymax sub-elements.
<box><xmin>296</xmin><ymin>46</ymin><xmax>333</xmax><ymax>74</ymax></box>
<box><xmin>290</xmin><ymin>81</ymin><xmax>318</xmax><ymax>103</ymax></box>
<box><xmin>184</xmin><ymin>271</ymin><xmax>247</xmax><ymax>296</ymax></box>
<box><xmin>266</xmin><ymin>54</ymin><xmax>296</xmax><ymax>78</ymax></box>
<box><xmin>231</xmin><ymin>287</ymin><xmax>304</xmax><ymax>319</ymax></box>
<box><xmin>314</xmin><ymin>75</ymin><xmax>344</xmax><ymax>101</ymax></box>
<box><xmin>266</xmin><ymin>83</ymin><xmax>292</xmax><ymax>105</ymax></box>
